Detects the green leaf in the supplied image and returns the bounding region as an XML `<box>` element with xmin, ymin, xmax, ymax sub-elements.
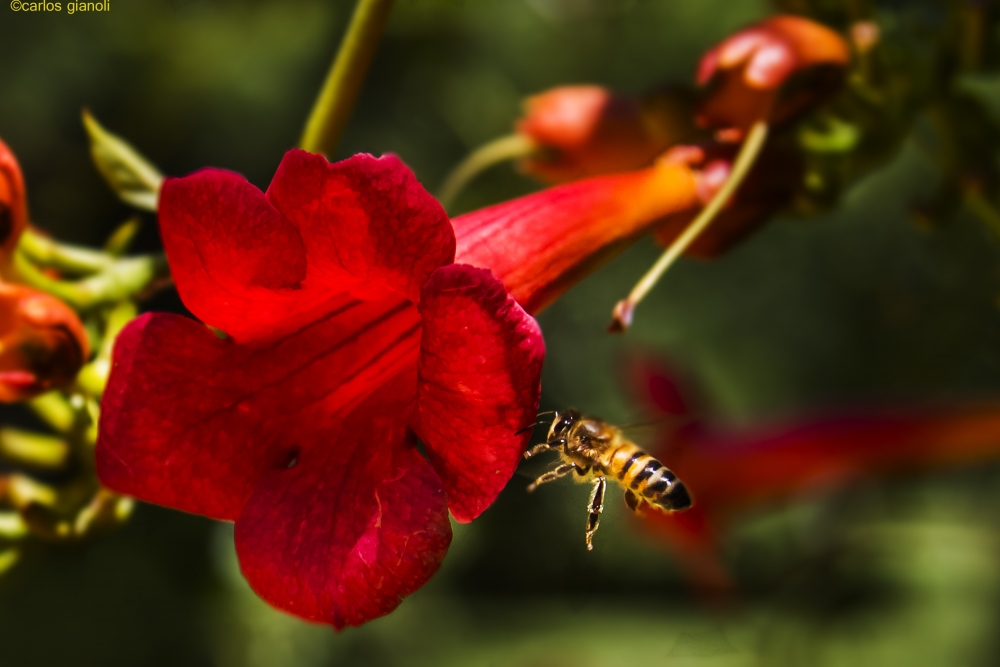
<box><xmin>82</xmin><ymin>110</ymin><xmax>164</xmax><ymax>212</ymax></box>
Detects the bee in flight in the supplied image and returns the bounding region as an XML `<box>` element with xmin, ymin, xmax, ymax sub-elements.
<box><xmin>523</xmin><ymin>409</ymin><xmax>693</xmax><ymax>550</ymax></box>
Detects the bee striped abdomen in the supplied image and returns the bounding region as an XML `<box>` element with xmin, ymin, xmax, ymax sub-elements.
<box><xmin>609</xmin><ymin>444</ymin><xmax>692</xmax><ymax>511</ymax></box>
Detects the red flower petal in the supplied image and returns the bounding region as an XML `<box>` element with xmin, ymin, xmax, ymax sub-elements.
<box><xmin>234</xmin><ymin>376</ymin><xmax>451</xmax><ymax>628</ymax></box>
<box><xmin>159</xmin><ymin>170</ymin><xmax>310</xmax><ymax>344</ymax></box>
<box><xmin>159</xmin><ymin>151</ymin><xmax>455</xmax><ymax>344</ymax></box>
<box><xmin>416</xmin><ymin>264</ymin><xmax>544</xmax><ymax>523</ymax></box>
<box><xmin>266</xmin><ymin>150</ymin><xmax>455</xmax><ymax>304</ymax></box>
<box><xmin>97</xmin><ymin>289</ymin><xmax>422</xmax><ymax>520</ymax></box>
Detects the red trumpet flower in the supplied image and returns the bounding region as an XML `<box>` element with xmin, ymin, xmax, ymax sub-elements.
<box><xmin>0</xmin><ymin>282</ymin><xmax>90</xmax><ymax>402</ymax></box>
<box><xmin>696</xmin><ymin>15</ymin><xmax>850</xmax><ymax>140</ymax></box>
<box><xmin>97</xmin><ymin>150</ymin><xmax>545</xmax><ymax>628</ymax></box>
<box><xmin>98</xmin><ymin>148</ymin><xmax>707</xmax><ymax>627</ymax></box>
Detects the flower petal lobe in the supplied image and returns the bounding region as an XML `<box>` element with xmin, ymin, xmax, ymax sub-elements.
<box><xmin>267</xmin><ymin>150</ymin><xmax>456</xmax><ymax>303</ymax></box>
<box><xmin>417</xmin><ymin>264</ymin><xmax>544</xmax><ymax>522</ymax></box>
<box><xmin>234</xmin><ymin>378</ymin><xmax>451</xmax><ymax>628</ymax></box>
<box><xmin>159</xmin><ymin>169</ymin><xmax>308</xmax><ymax>342</ymax></box>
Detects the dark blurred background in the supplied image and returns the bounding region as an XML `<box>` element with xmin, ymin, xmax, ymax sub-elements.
<box><xmin>5</xmin><ymin>0</ymin><xmax>1000</xmax><ymax>665</ymax></box>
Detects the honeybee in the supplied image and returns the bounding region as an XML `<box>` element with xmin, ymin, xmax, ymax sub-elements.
<box><xmin>524</xmin><ymin>409</ymin><xmax>692</xmax><ymax>550</ymax></box>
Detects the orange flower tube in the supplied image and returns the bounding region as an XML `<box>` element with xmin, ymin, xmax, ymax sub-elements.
<box><xmin>453</xmin><ymin>160</ymin><xmax>701</xmax><ymax>313</ymax></box>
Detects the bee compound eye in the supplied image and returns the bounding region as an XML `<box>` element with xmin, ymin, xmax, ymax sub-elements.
<box><xmin>553</xmin><ymin>415</ymin><xmax>573</xmax><ymax>436</ymax></box>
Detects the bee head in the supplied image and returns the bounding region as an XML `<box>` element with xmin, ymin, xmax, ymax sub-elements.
<box><xmin>547</xmin><ymin>409</ymin><xmax>580</xmax><ymax>443</ymax></box>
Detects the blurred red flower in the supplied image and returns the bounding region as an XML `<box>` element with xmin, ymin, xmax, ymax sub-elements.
<box><xmin>96</xmin><ymin>149</ymin><xmax>545</xmax><ymax>628</ymax></box>
<box><xmin>631</xmin><ymin>361</ymin><xmax>1000</xmax><ymax>595</ymax></box>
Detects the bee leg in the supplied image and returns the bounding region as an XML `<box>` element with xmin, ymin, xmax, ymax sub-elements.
<box><xmin>527</xmin><ymin>463</ymin><xmax>578</xmax><ymax>492</ymax></box>
<box><xmin>523</xmin><ymin>443</ymin><xmax>553</xmax><ymax>459</ymax></box>
<box><xmin>585</xmin><ymin>477</ymin><xmax>607</xmax><ymax>551</ymax></box>
<box><xmin>624</xmin><ymin>489</ymin><xmax>640</xmax><ymax>512</ymax></box>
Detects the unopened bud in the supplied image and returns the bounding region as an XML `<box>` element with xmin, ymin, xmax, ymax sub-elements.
<box><xmin>0</xmin><ymin>284</ymin><xmax>89</xmax><ymax>402</ymax></box>
<box><xmin>696</xmin><ymin>16</ymin><xmax>850</xmax><ymax>139</ymax></box>
<box><xmin>517</xmin><ymin>85</ymin><xmax>699</xmax><ymax>183</ymax></box>
<box><xmin>0</xmin><ymin>138</ymin><xmax>27</xmax><ymax>260</ymax></box>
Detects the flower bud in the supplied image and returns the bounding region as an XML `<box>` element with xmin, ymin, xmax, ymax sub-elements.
<box><xmin>696</xmin><ymin>15</ymin><xmax>851</xmax><ymax>140</ymax></box>
<box><xmin>0</xmin><ymin>138</ymin><xmax>27</xmax><ymax>258</ymax></box>
<box><xmin>517</xmin><ymin>85</ymin><xmax>699</xmax><ymax>183</ymax></box>
<box><xmin>0</xmin><ymin>283</ymin><xmax>89</xmax><ymax>402</ymax></box>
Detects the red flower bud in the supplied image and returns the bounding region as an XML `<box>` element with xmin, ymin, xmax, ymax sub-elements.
<box><xmin>0</xmin><ymin>283</ymin><xmax>89</xmax><ymax>402</ymax></box>
<box><xmin>516</xmin><ymin>85</ymin><xmax>697</xmax><ymax>183</ymax></box>
<box><xmin>0</xmin><ymin>138</ymin><xmax>28</xmax><ymax>259</ymax></box>
<box><xmin>696</xmin><ymin>15</ymin><xmax>851</xmax><ymax>139</ymax></box>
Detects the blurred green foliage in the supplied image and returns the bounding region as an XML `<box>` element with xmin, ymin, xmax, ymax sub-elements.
<box><xmin>6</xmin><ymin>0</ymin><xmax>1000</xmax><ymax>665</ymax></box>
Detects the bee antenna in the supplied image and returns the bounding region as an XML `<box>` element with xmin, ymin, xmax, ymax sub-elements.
<box><xmin>515</xmin><ymin>421</ymin><xmax>543</xmax><ymax>436</ymax></box>
<box><xmin>515</xmin><ymin>411</ymin><xmax>558</xmax><ymax>436</ymax></box>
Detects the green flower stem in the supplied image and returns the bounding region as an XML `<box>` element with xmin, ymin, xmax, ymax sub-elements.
<box><xmin>103</xmin><ymin>217</ymin><xmax>142</xmax><ymax>257</ymax></box>
<box><xmin>437</xmin><ymin>134</ymin><xmax>538</xmax><ymax>211</ymax></box>
<box><xmin>299</xmin><ymin>0</ymin><xmax>395</xmax><ymax>155</ymax></box>
<box><xmin>19</xmin><ymin>228</ymin><xmax>115</xmax><ymax>276</ymax></box>
<box><xmin>14</xmin><ymin>250</ymin><xmax>169</xmax><ymax>311</ymax></box>
<box><xmin>77</xmin><ymin>300</ymin><xmax>138</xmax><ymax>397</ymax></box>
<box><xmin>0</xmin><ymin>428</ymin><xmax>69</xmax><ymax>470</ymax></box>
<box><xmin>29</xmin><ymin>393</ymin><xmax>75</xmax><ymax>435</ymax></box>
<box><xmin>609</xmin><ymin>120</ymin><xmax>770</xmax><ymax>332</ymax></box>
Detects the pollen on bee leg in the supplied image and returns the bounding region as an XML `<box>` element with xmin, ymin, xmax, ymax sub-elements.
<box><xmin>523</xmin><ymin>442</ymin><xmax>552</xmax><ymax>459</ymax></box>
<box><xmin>585</xmin><ymin>476</ymin><xmax>606</xmax><ymax>551</ymax></box>
<box><xmin>527</xmin><ymin>462</ymin><xmax>576</xmax><ymax>492</ymax></box>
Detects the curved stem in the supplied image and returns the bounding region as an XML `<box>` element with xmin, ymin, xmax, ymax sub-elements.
<box><xmin>18</xmin><ymin>228</ymin><xmax>114</xmax><ymax>276</ymax></box>
<box><xmin>299</xmin><ymin>0</ymin><xmax>395</xmax><ymax>155</ymax></box>
<box><xmin>77</xmin><ymin>300</ymin><xmax>138</xmax><ymax>397</ymax></box>
<box><xmin>14</xmin><ymin>251</ymin><xmax>168</xmax><ymax>311</ymax></box>
<box><xmin>437</xmin><ymin>134</ymin><xmax>538</xmax><ymax>211</ymax></box>
<box><xmin>609</xmin><ymin>120</ymin><xmax>770</xmax><ymax>332</ymax></box>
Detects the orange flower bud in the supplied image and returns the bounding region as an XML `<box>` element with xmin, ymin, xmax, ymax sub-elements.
<box><xmin>517</xmin><ymin>85</ymin><xmax>698</xmax><ymax>183</ymax></box>
<box><xmin>0</xmin><ymin>284</ymin><xmax>89</xmax><ymax>402</ymax></box>
<box><xmin>0</xmin><ymin>138</ymin><xmax>27</xmax><ymax>258</ymax></box>
<box><xmin>696</xmin><ymin>15</ymin><xmax>851</xmax><ymax>139</ymax></box>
